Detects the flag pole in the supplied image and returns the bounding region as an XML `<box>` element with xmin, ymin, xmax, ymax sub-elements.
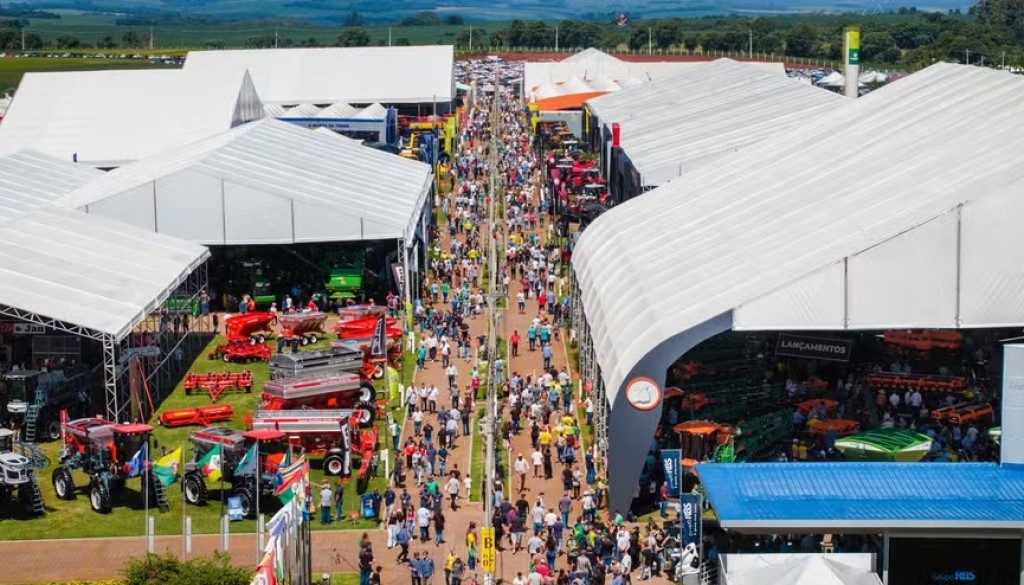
<box><xmin>255</xmin><ymin>438</ymin><xmax>261</xmax><ymax>564</ymax></box>
<box><xmin>144</xmin><ymin>440</ymin><xmax>149</xmax><ymax>548</ymax></box>
<box><xmin>181</xmin><ymin>447</ymin><xmax>187</xmax><ymax>557</ymax></box>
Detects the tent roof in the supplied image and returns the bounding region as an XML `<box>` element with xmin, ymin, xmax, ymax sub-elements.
<box><xmin>56</xmin><ymin>119</ymin><xmax>432</xmax><ymax>245</ymax></box>
<box><xmin>0</xmin><ymin>69</ymin><xmax>263</xmax><ymax>167</ymax></box>
<box><xmin>697</xmin><ymin>462</ymin><xmax>1024</xmax><ymax>530</ymax></box>
<box><xmin>0</xmin><ymin>207</ymin><xmax>209</xmax><ymax>339</ymax></box>
<box><xmin>612</xmin><ymin>60</ymin><xmax>847</xmax><ymax>186</ymax></box>
<box><xmin>528</xmin><ymin>54</ymin><xmax>784</xmax><ymax>102</ymax></box>
<box><xmin>572</xmin><ymin>63</ymin><xmax>1024</xmax><ymax>403</ymax></box>
<box><xmin>0</xmin><ymin>150</ymin><xmax>103</xmax><ymax>224</ymax></box>
<box><xmin>184</xmin><ymin>46</ymin><xmax>455</xmax><ymax>105</ymax></box>
<box><xmin>587</xmin><ymin>59</ymin><xmax>785</xmax><ymax>122</ymax></box>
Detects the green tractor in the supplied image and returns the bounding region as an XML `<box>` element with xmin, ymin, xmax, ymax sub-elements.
<box><xmin>326</xmin><ymin>254</ymin><xmax>365</xmax><ymax>301</ymax></box>
<box><xmin>241</xmin><ymin>260</ymin><xmax>277</xmax><ymax>307</ymax></box>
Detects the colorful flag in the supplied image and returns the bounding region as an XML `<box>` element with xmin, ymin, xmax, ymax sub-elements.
<box><xmin>386</xmin><ymin>365</ymin><xmax>401</xmax><ymax>402</ymax></box>
<box><xmin>197</xmin><ymin>444</ymin><xmax>223</xmax><ymax>482</ymax></box>
<box><xmin>153</xmin><ymin>447</ymin><xmax>182</xmax><ymax>488</ymax></box>
<box><xmin>236</xmin><ymin>443</ymin><xmax>257</xmax><ymax>478</ymax></box>
<box><xmin>273</xmin><ymin>453</ymin><xmax>308</xmax><ymax>498</ymax></box>
<box><xmin>252</xmin><ymin>546</ymin><xmax>278</xmax><ymax>585</ymax></box>
<box><xmin>123</xmin><ymin>444</ymin><xmax>147</xmax><ymax>478</ymax></box>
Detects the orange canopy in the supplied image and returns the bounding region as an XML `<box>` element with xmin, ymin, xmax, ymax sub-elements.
<box><xmin>535</xmin><ymin>91</ymin><xmax>608</xmax><ymax>111</ymax></box>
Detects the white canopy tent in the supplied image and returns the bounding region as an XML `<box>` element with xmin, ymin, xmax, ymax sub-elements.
<box><xmin>724</xmin><ymin>555</ymin><xmax>882</xmax><ymax>585</ymax></box>
<box><xmin>611</xmin><ymin>60</ymin><xmax>847</xmax><ymax>186</ymax></box>
<box><xmin>0</xmin><ymin>150</ymin><xmax>103</xmax><ymax>223</ymax></box>
<box><xmin>0</xmin><ymin>69</ymin><xmax>263</xmax><ymax>167</ymax></box>
<box><xmin>571</xmin><ymin>63</ymin><xmax>1024</xmax><ymax>512</ymax></box>
<box><xmin>525</xmin><ymin>49</ymin><xmax>784</xmax><ymax>99</ymax></box>
<box><xmin>586</xmin><ymin>58</ymin><xmax>787</xmax><ymax>123</ymax></box>
<box><xmin>184</xmin><ymin>46</ymin><xmax>455</xmax><ymax>106</ymax></box>
<box><xmin>56</xmin><ymin>118</ymin><xmax>433</xmax><ymax>247</ymax></box>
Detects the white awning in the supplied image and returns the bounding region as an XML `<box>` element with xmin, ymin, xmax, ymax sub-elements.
<box><xmin>573</xmin><ymin>63</ymin><xmax>1024</xmax><ymax>403</ymax></box>
<box><xmin>184</xmin><ymin>46</ymin><xmax>455</xmax><ymax>105</ymax></box>
<box><xmin>56</xmin><ymin>119</ymin><xmax>432</xmax><ymax>245</ymax></box>
<box><xmin>0</xmin><ymin>69</ymin><xmax>264</xmax><ymax>167</ymax></box>
<box><xmin>611</xmin><ymin>60</ymin><xmax>848</xmax><ymax>186</ymax></box>
<box><xmin>0</xmin><ymin>208</ymin><xmax>208</xmax><ymax>339</ymax></box>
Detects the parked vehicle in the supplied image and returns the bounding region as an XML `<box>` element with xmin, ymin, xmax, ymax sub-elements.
<box><xmin>1</xmin><ymin>366</ymin><xmax>91</xmax><ymax>442</ymax></box>
<box><xmin>0</xmin><ymin>428</ymin><xmax>44</xmax><ymax>516</ymax></box>
<box><xmin>52</xmin><ymin>418</ymin><xmax>168</xmax><ymax>514</ymax></box>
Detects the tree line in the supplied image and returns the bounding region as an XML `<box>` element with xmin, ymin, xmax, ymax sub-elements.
<box><xmin>4</xmin><ymin>0</ymin><xmax>1024</xmax><ymax>68</ymax></box>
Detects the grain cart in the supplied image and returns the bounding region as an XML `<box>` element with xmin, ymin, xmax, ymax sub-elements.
<box><xmin>208</xmin><ymin>312</ymin><xmax>276</xmax><ymax>362</ymax></box>
<box><xmin>0</xmin><ymin>428</ymin><xmax>45</xmax><ymax>516</ymax></box>
<box><xmin>52</xmin><ymin>418</ymin><xmax>168</xmax><ymax>514</ymax></box>
<box><xmin>2</xmin><ymin>367</ymin><xmax>91</xmax><ymax>442</ymax></box>
<box><xmin>251</xmin><ymin>409</ymin><xmax>379</xmax><ymax>490</ymax></box>
<box><xmin>259</xmin><ymin>374</ymin><xmax>377</xmax><ymax>426</ymax></box>
<box><xmin>181</xmin><ymin>426</ymin><xmax>289</xmax><ymax>517</ymax></box>
<box><xmin>268</xmin><ymin>344</ymin><xmax>365</xmax><ymax>380</ymax></box>
<box><xmin>278</xmin><ymin>312</ymin><xmax>328</xmax><ymax>346</ymax></box>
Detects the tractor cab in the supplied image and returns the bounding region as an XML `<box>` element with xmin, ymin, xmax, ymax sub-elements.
<box><xmin>242</xmin><ymin>429</ymin><xmax>288</xmax><ymax>480</ymax></box>
<box><xmin>2</xmin><ymin>370</ymin><xmax>40</xmax><ymax>415</ymax></box>
<box><xmin>187</xmin><ymin>426</ymin><xmax>247</xmax><ymax>480</ymax></box>
<box><xmin>579</xmin><ymin>183</ymin><xmax>606</xmax><ymax>201</ymax></box>
<box><xmin>106</xmin><ymin>424</ymin><xmax>153</xmax><ymax>471</ymax></box>
<box><xmin>0</xmin><ymin>428</ymin><xmax>31</xmax><ymax>486</ymax></box>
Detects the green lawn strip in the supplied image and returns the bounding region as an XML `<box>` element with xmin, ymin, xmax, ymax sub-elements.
<box><xmin>0</xmin><ymin>57</ymin><xmax>175</xmax><ymax>90</ymax></box>
<box><xmin>7</xmin><ymin>333</ymin><xmax>411</xmax><ymax>540</ymax></box>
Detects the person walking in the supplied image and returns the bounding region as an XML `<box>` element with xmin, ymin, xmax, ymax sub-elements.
<box><xmin>320</xmin><ymin>480</ymin><xmax>333</xmax><ymax>525</ymax></box>
<box><xmin>514</xmin><ymin>453</ymin><xmax>529</xmax><ymax>492</ymax></box>
<box><xmin>445</xmin><ymin>474</ymin><xmax>461</xmax><ymax>510</ymax></box>
<box><xmin>421</xmin><ymin>551</ymin><xmax>436</xmax><ymax>585</ymax></box>
<box><xmin>359</xmin><ymin>543</ymin><xmax>375</xmax><ymax>585</ymax></box>
<box><xmin>417</xmin><ymin>504</ymin><xmax>432</xmax><ymax>542</ymax></box>
<box><xmin>334</xmin><ymin>480</ymin><xmax>345</xmax><ymax>521</ymax></box>
<box><xmin>396</xmin><ymin>523</ymin><xmax>411</xmax><ymax>563</ymax></box>
<box><xmin>434</xmin><ymin>510</ymin><xmax>446</xmax><ymax>546</ymax></box>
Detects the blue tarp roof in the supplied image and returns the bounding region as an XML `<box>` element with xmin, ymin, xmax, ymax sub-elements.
<box><xmin>696</xmin><ymin>462</ymin><xmax>1024</xmax><ymax>530</ymax></box>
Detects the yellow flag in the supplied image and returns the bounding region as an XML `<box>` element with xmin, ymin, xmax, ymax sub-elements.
<box><xmin>153</xmin><ymin>446</ymin><xmax>182</xmax><ymax>487</ymax></box>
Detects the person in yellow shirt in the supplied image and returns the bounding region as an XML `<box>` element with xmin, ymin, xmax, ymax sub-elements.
<box><xmin>445</xmin><ymin>550</ymin><xmax>457</xmax><ymax>585</ymax></box>
<box><xmin>538</xmin><ymin>428</ymin><xmax>551</xmax><ymax>447</ymax></box>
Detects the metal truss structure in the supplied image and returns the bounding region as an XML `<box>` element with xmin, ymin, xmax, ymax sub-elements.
<box><xmin>569</xmin><ymin>267</ymin><xmax>608</xmax><ymax>472</ymax></box>
<box><xmin>1</xmin><ymin>262</ymin><xmax>210</xmax><ymax>423</ymax></box>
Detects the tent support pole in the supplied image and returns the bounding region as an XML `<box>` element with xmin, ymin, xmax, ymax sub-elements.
<box><xmin>103</xmin><ymin>334</ymin><xmax>120</xmax><ymax>421</ymax></box>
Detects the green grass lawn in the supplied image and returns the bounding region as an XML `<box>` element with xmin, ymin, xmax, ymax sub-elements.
<box><xmin>0</xmin><ymin>56</ymin><xmax>176</xmax><ymax>92</ymax></box>
<box><xmin>3</xmin><ymin>334</ymin><xmax>414</xmax><ymax>540</ymax></box>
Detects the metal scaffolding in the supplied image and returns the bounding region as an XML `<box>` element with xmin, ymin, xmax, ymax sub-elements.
<box><xmin>1</xmin><ymin>261</ymin><xmax>209</xmax><ymax>423</ymax></box>
<box><xmin>569</xmin><ymin>267</ymin><xmax>608</xmax><ymax>472</ymax></box>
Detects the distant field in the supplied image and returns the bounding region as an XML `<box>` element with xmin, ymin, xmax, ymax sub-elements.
<box><xmin>23</xmin><ymin>12</ymin><xmax>510</xmax><ymax>49</ymax></box>
<box><xmin>0</xmin><ymin>56</ymin><xmax>174</xmax><ymax>92</ymax></box>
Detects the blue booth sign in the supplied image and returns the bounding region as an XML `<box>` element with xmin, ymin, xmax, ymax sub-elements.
<box><xmin>227</xmin><ymin>497</ymin><xmax>244</xmax><ymax>521</ymax></box>
<box><xmin>659</xmin><ymin>449</ymin><xmax>681</xmax><ymax>497</ymax></box>
<box><xmin>680</xmin><ymin>493</ymin><xmax>702</xmax><ymax>547</ymax></box>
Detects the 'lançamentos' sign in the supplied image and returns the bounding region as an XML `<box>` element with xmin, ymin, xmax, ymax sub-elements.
<box><xmin>776</xmin><ymin>333</ymin><xmax>853</xmax><ymax>362</ymax></box>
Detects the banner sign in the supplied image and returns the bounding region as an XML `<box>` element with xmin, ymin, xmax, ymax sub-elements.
<box><xmin>1001</xmin><ymin>344</ymin><xmax>1024</xmax><ymax>466</ymax></box>
<box><xmin>480</xmin><ymin>527</ymin><xmax>496</xmax><ymax>573</ymax></box>
<box><xmin>845</xmin><ymin>27</ymin><xmax>861</xmax><ymax>65</ymax></box>
<box><xmin>659</xmin><ymin>449</ymin><xmax>681</xmax><ymax>497</ymax></box>
<box><xmin>776</xmin><ymin>334</ymin><xmax>852</xmax><ymax>363</ymax></box>
<box><xmin>0</xmin><ymin>322</ymin><xmax>46</xmax><ymax>335</ymax></box>
<box><xmin>227</xmin><ymin>497</ymin><xmax>244</xmax><ymax>521</ymax></box>
<box><xmin>680</xmin><ymin>493</ymin><xmax>702</xmax><ymax>547</ymax></box>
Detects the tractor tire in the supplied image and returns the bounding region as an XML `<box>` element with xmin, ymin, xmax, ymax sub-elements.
<box><xmin>307</xmin><ymin>333</ymin><xmax>318</xmax><ymax>345</ymax></box>
<box><xmin>89</xmin><ymin>482</ymin><xmax>112</xmax><ymax>514</ymax></box>
<box><xmin>372</xmin><ymin>365</ymin><xmax>384</xmax><ymax>379</ymax></box>
<box><xmin>45</xmin><ymin>418</ymin><xmax>61</xmax><ymax>442</ymax></box>
<box><xmin>52</xmin><ymin>467</ymin><xmax>75</xmax><ymax>500</ymax></box>
<box><xmin>356</xmin><ymin>401</ymin><xmax>376</xmax><ymax>427</ymax></box>
<box><xmin>324</xmin><ymin>454</ymin><xmax>345</xmax><ymax>477</ymax></box>
<box><xmin>18</xmin><ymin>482</ymin><xmax>39</xmax><ymax>515</ymax></box>
<box><xmin>233</xmin><ymin>484</ymin><xmax>257</xmax><ymax>519</ymax></box>
<box><xmin>358</xmin><ymin>383</ymin><xmax>375</xmax><ymax>403</ymax></box>
<box><xmin>300</xmin><ymin>336</ymin><xmax>310</xmax><ymax>346</ymax></box>
<box><xmin>223</xmin><ymin>353</ymin><xmax>232</xmax><ymax>363</ymax></box>
<box><xmin>256</xmin><ymin>334</ymin><xmax>266</xmax><ymax>344</ymax></box>
<box><xmin>182</xmin><ymin>473</ymin><xmax>208</xmax><ymax>506</ymax></box>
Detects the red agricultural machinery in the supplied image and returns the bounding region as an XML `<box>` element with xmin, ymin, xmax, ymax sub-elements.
<box><xmin>334</xmin><ymin>315</ymin><xmax>402</xmax><ymax>344</ymax></box>
<box><xmin>867</xmin><ymin>372</ymin><xmax>967</xmax><ymax>393</ymax></box>
<box><xmin>159</xmin><ymin>404</ymin><xmax>235</xmax><ymax>428</ymax></box>
<box><xmin>884</xmin><ymin>330</ymin><xmax>963</xmax><ymax>352</ymax></box>
<box><xmin>52</xmin><ymin>418</ymin><xmax>169</xmax><ymax>514</ymax></box>
<box><xmin>250</xmin><ymin>409</ymin><xmax>379</xmax><ymax>490</ymax></box>
<box><xmin>183</xmin><ymin>371</ymin><xmax>253</xmax><ymax>401</ymax></box>
<box><xmin>279</xmin><ymin>312</ymin><xmax>328</xmax><ymax>345</ymax></box>
<box><xmin>181</xmin><ymin>426</ymin><xmax>288</xmax><ymax>517</ymax></box>
<box><xmin>208</xmin><ymin>312</ymin><xmax>276</xmax><ymax>363</ymax></box>
<box><xmin>258</xmin><ymin>374</ymin><xmax>377</xmax><ymax>426</ymax></box>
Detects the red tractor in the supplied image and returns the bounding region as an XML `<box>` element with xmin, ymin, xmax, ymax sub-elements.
<box><xmin>259</xmin><ymin>374</ymin><xmax>377</xmax><ymax>426</ymax></box>
<box><xmin>180</xmin><ymin>426</ymin><xmax>289</xmax><ymax>518</ymax></box>
<box><xmin>208</xmin><ymin>312</ymin><xmax>276</xmax><ymax>362</ymax></box>
<box><xmin>52</xmin><ymin>418</ymin><xmax>168</xmax><ymax>514</ymax></box>
<box><xmin>250</xmin><ymin>409</ymin><xmax>379</xmax><ymax>492</ymax></box>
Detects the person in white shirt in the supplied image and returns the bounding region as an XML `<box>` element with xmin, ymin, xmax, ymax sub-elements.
<box><xmin>514</xmin><ymin>454</ymin><xmax>529</xmax><ymax>492</ymax></box>
<box><xmin>531</xmin><ymin>449</ymin><xmax>543</xmax><ymax>478</ymax></box>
